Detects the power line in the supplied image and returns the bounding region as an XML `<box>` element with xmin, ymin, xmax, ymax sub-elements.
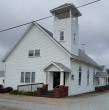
<box><xmin>77</xmin><ymin>0</ymin><xmax>101</xmax><ymax>8</ymax></box>
<box><xmin>0</xmin><ymin>0</ymin><xmax>101</xmax><ymax>33</ymax></box>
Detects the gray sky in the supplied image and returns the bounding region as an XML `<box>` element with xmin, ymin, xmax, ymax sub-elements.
<box><xmin>0</xmin><ymin>0</ymin><xmax>108</xmax><ymax>68</ymax></box>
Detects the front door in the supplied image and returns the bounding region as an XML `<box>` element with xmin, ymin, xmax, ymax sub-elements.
<box><xmin>53</xmin><ymin>72</ymin><xmax>60</xmax><ymax>88</ymax></box>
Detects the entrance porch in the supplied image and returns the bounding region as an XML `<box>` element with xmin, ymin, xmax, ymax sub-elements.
<box><xmin>44</xmin><ymin>62</ymin><xmax>71</xmax><ymax>91</ymax></box>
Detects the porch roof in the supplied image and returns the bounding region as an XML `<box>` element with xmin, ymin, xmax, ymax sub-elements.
<box><xmin>44</xmin><ymin>62</ymin><xmax>71</xmax><ymax>72</ymax></box>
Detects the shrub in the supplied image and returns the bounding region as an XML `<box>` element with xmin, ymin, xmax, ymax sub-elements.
<box><xmin>0</xmin><ymin>85</ymin><xmax>3</xmax><ymax>89</ymax></box>
<box><xmin>0</xmin><ymin>87</ymin><xmax>13</xmax><ymax>93</ymax></box>
<box><xmin>5</xmin><ymin>87</ymin><xmax>13</xmax><ymax>92</ymax></box>
<box><xmin>102</xmin><ymin>85</ymin><xmax>109</xmax><ymax>90</ymax></box>
<box><xmin>95</xmin><ymin>86</ymin><xmax>105</xmax><ymax>92</ymax></box>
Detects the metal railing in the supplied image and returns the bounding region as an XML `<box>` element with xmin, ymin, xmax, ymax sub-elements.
<box><xmin>17</xmin><ymin>83</ymin><xmax>43</xmax><ymax>92</ymax></box>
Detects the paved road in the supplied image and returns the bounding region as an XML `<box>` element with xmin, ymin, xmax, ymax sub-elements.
<box><xmin>0</xmin><ymin>92</ymin><xmax>109</xmax><ymax>110</ymax></box>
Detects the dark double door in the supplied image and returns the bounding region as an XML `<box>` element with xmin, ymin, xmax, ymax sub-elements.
<box><xmin>53</xmin><ymin>72</ymin><xmax>60</xmax><ymax>88</ymax></box>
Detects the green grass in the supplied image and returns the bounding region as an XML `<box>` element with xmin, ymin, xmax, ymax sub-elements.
<box><xmin>10</xmin><ymin>90</ymin><xmax>37</xmax><ymax>96</ymax></box>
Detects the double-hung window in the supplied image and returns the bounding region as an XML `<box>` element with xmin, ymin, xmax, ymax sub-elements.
<box><xmin>25</xmin><ymin>72</ymin><xmax>31</xmax><ymax>83</ymax></box>
<box><xmin>21</xmin><ymin>72</ymin><xmax>35</xmax><ymax>83</ymax></box>
<box><xmin>28</xmin><ymin>50</ymin><xmax>34</xmax><ymax>57</ymax></box>
<box><xmin>28</xmin><ymin>49</ymin><xmax>40</xmax><ymax>57</ymax></box>
<box><xmin>21</xmin><ymin>72</ymin><xmax>24</xmax><ymax>83</ymax></box>
<box><xmin>35</xmin><ymin>50</ymin><xmax>40</xmax><ymax>57</ymax></box>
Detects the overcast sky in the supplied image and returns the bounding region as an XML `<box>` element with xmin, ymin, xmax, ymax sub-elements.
<box><xmin>0</xmin><ymin>0</ymin><xmax>108</xmax><ymax>68</ymax></box>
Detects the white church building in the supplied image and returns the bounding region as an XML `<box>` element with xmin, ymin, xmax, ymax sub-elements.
<box><xmin>2</xmin><ymin>4</ymin><xmax>106</xmax><ymax>96</ymax></box>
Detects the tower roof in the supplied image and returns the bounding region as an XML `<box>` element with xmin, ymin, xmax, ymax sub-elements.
<box><xmin>50</xmin><ymin>3</ymin><xmax>81</xmax><ymax>17</ymax></box>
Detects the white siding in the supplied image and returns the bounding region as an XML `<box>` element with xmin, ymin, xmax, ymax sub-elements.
<box><xmin>53</xmin><ymin>17</ymin><xmax>79</xmax><ymax>56</ymax></box>
<box><xmin>69</xmin><ymin>61</ymin><xmax>99</xmax><ymax>95</ymax></box>
<box><xmin>5</xmin><ymin>25</ymin><xmax>71</xmax><ymax>89</ymax></box>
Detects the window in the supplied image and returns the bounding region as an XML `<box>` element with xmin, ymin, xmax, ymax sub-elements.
<box><xmin>57</xmin><ymin>11</ymin><xmax>70</xmax><ymax>19</ymax></box>
<box><xmin>35</xmin><ymin>50</ymin><xmax>40</xmax><ymax>57</ymax></box>
<box><xmin>93</xmin><ymin>69</ymin><xmax>95</xmax><ymax>85</ymax></box>
<box><xmin>71</xmin><ymin>75</ymin><xmax>74</xmax><ymax>80</ymax></box>
<box><xmin>31</xmin><ymin>72</ymin><xmax>35</xmax><ymax>83</ymax></box>
<box><xmin>60</xmin><ymin>31</ymin><xmax>64</xmax><ymax>41</ymax></box>
<box><xmin>73</xmin><ymin>32</ymin><xmax>76</xmax><ymax>43</ymax></box>
<box><xmin>78</xmin><ymin>66</ymin><xmax>82</xmax><ymax>85</ymax></box>
<box><xmin>21</xmin><ymin>72</ymin><xmax>24</xmax><ymax>83</ymax></box>
<box><xmin>20</xmin><ymin>72</ymin><xmax>35</xmax><ymax>83</ymax></box>
<box><xmin>28</xmin><ymin>50</ymin><xmax>34</xmax><ymax>57</ymax></box>
<box><xmin>25</xmin><ymin>72</ymin><xmax>31</xmax><ymax>83</ymax></box>
<box><xmin>87</xmin><ymin>68</ymin><xmax>90</xmax><ymax>86</ymax></box>
<box><xmin>28</xmin><ymin>49</ymin><xmax>40</xmax><ymax>57</ymax></box>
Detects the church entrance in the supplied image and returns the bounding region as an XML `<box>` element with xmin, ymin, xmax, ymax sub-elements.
<box><xmin>53</xmin><ymin>72</ymin><xmax>60</xmax><ymax>88</ymax></box>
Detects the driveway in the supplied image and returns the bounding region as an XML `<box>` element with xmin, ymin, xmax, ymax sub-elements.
<box><xmin>0</xmin><ymin>92</ymin><xmax>109</xmax><ymax>110</ymax></box>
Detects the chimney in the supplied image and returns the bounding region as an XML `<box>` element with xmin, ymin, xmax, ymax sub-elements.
<box><xmin>81</xmin><ymin>44</ymin><xmax>86</xmax><ymax>52</ymax></box>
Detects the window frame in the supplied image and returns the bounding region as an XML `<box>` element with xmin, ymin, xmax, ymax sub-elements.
<box><xmin>28</xmin><ymin>49</ymin><xmax>40</xmax><ymax>57</ymax></box>
<box><xmin>21</xmin><ymin>72</ymin><xmax>25</xmax><ymax>83</ymax></box>
<box><xmin>60</xmin><ymin>31</ymin><xmax>64</xmax><ymax>41</ymax></box>
<box><xmin>28</xmin><ymin>50</ymin><xmax>34</xmax><ymax>57</ymax></box>
<box><xmin>73</xmin><ymin>32</ymin><xmax>76</xmax><ymax>44</ymax></box>
<box><xmin>78</xmin><ymin>66</ymin><xmax>82</xmax><ymax>86</ymax></box>
<box><xmin>20</xmin><ymin>72</ymin><xmax>35</xmax><ymax>84</ymax></box>
<box><xmin>35</xmin><ymin>49</ymin><xmax>40</xmax><ymax>57</ymax></box>
<box><xmin>87</xmin><ymin>68</ymin><xmax>90</xmax><ymax>86</ymax></box>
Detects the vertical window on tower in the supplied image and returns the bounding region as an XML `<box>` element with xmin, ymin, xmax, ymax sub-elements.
<box><xmin>87</xmin><ymin>68</ymin><xmax>90</xmax><ymax>86</ymax></box>
<box><xmin>78</xmin><ymin>66</ymin><xmax>82</xmax><ymax>86</ymax></box>
<box><xmin>73</xmin><ymin>32</ymin><xmax>76</xmax><ymax>44</ymax></box>
<box><xmin>60</xmin><ymin>31</ymin><xmax>64</xmax><ymax>41</ymax></box>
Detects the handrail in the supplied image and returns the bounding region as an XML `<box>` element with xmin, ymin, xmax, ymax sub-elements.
<box><xmin>17</xmin><ymin>83</ymin><xmax>44</xmax><ymax>92</ymax></box>
<box><xmin>17</xmin><ymin>83</ymin><xmax>43</xmax><ymax>87</ymax></box>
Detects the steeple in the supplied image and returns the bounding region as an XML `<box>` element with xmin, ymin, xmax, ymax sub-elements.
<box><xmin>50</xmin><ymin>3</ymin><xmax>81</xmax><ymax>56</ymax></box>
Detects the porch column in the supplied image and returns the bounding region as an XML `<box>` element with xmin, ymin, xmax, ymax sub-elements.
<box><xmin>46</xmin><ymin>72</ymin><xmax>48</xmax><ymax>84</ymax></box>
<box><xmin>60</xmin><ymin>71</ymin><xmax>64</xmax><ymax>85</ymax></box>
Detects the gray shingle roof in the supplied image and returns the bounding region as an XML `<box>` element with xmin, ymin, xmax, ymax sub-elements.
<box><xmin>54</xmin><ymin>62</ymin><xmax>71</xmax><ymax>72</ymax></box>
<box><xmin>74</xmin><ymin>49</ymin><xmax>101</xmax><ymax>68</ymax></box>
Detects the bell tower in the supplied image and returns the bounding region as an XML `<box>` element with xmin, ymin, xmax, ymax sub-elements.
<box><xmin>50</xmin><ymin>3</ymin><xmax>81</xmax><ymax>56</ymax></box>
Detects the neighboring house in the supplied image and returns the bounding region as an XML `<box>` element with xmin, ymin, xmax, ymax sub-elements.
<box><xmin>95</xmin><ymin>66</ymin><xmax>109</xmax><ymax>87</ymax></box>
<box><xmin>2</xmin><ymin>3</ymin><xmax>106</xmax><ymax>95</ymax></box>
<box><xmin>0</xmin><ymin>71</ymin><xmax>4</xmax><ymax>86</ymax></box>
<box><xmin>0</xmin><ymin>62</ymin><xmax>5</xmax><ymax>86</ymax></box>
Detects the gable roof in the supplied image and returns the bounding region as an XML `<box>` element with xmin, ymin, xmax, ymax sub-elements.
<box><xmin>2</xmin><ymin>22</ymin><xmax>73</xmax><ymax>62</ymax></box>
<box><xmin>44</xmin><ymin>62</ymin><xmax>71</xmax><ymax>72</ymax></box>
<box><xmin>2</xmin><ymin>22</ymin><xmax>101</xmax><ymax>69</ymax></box>
<box><xmin>2</xmin><ymin>23</ymin><xmax>34</xmax><ymax>62</ymax></box>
